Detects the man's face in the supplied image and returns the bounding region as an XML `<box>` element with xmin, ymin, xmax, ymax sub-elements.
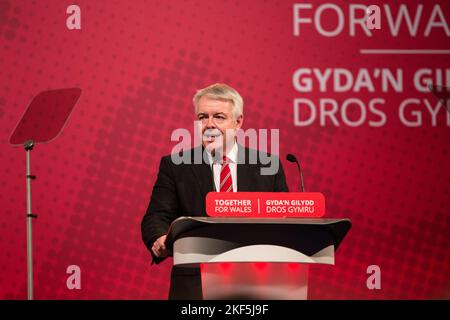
<box><xmin>196</xmin><ymin>96</ymin><xmax>243</xmax><ymax>154</ymax></box>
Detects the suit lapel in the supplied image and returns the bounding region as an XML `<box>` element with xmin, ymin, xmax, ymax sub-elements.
<box><xmin>189</xmin><ymin>145</ymin><xmax>257</xmax><ymax>193</ymax></box>
<box><xmin>236</xmin><ymin>145</ymin><xmax>255</xmax><ymax>192</ymax></box>
<box><xmin>190</xmin><ymin>147</ymin><xmax>215</xmax><ymax>196</ymax></box>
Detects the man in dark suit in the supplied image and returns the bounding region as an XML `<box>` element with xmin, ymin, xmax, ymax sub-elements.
<box><xmin>141</xmin><ymin>83</ymin><xmax>288</xmax><ymax>299</ymax></box>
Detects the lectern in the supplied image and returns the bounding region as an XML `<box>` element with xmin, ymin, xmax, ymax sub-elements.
<box><xmin>166</xmin><ymin>217</ymin><xmax>351</xmax><ymax>300</ymax></box>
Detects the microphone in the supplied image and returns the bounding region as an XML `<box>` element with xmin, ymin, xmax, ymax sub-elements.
<box><xmin>286</xmin><ymin>154</ymin><xmax>305</xmax><ymax>192</ymax></box>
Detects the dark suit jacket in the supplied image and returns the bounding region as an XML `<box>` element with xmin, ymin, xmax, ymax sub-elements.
<box><xmin>141</xmin><ymin>145</ymin><xmax>289</xmax><ymax>299</ymax></box>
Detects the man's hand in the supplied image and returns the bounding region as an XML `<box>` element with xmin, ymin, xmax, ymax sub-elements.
<box><xmin>151</xmin><ymin>235</ymin><xmax>171</xmax><ymax>257</ymax></box>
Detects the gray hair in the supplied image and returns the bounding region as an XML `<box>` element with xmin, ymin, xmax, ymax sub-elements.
<box><xmin>193</xmin><ymin>83</ymin><xmax>244</xmax><ymax>119</ymax></box>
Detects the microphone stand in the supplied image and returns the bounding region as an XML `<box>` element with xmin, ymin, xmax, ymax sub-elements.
<box><xmin>294</xmin><ymin>160</ymin><xmax>305</xmax><ymax>193</ymax></box>
<box><xmin>286</xmin><ymin>154</ymin><xmax>305</xmax><ymax>192</ymax></box>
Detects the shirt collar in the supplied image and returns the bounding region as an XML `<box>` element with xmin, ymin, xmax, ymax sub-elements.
<box><xmin>207</xmin><ymin>141</ymin><xmax>238</xmax><ymax>165</ymax></box>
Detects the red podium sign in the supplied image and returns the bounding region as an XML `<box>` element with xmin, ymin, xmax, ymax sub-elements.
<box><xmin>206</xmin><ymin>192</ymin><xmax>325</xmax><ymax>218</ymax></box>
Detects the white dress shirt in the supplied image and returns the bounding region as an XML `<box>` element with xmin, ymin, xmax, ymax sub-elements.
<box><xmin>207</xmin><ymin>142</ymin><xmax>238</xmax><ymax>192</ymax></box>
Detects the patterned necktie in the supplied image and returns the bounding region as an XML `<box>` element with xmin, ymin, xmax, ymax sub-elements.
<box><xmin>220</xmin><ymin>156</ymin><xmax>233</xmax><ymax>192</ymax></box>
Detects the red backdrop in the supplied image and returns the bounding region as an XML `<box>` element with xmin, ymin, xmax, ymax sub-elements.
<box><xmin>0</xmin><ymin>0</ymin><xmax>449</xmax><ymax>299</ymax></box>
